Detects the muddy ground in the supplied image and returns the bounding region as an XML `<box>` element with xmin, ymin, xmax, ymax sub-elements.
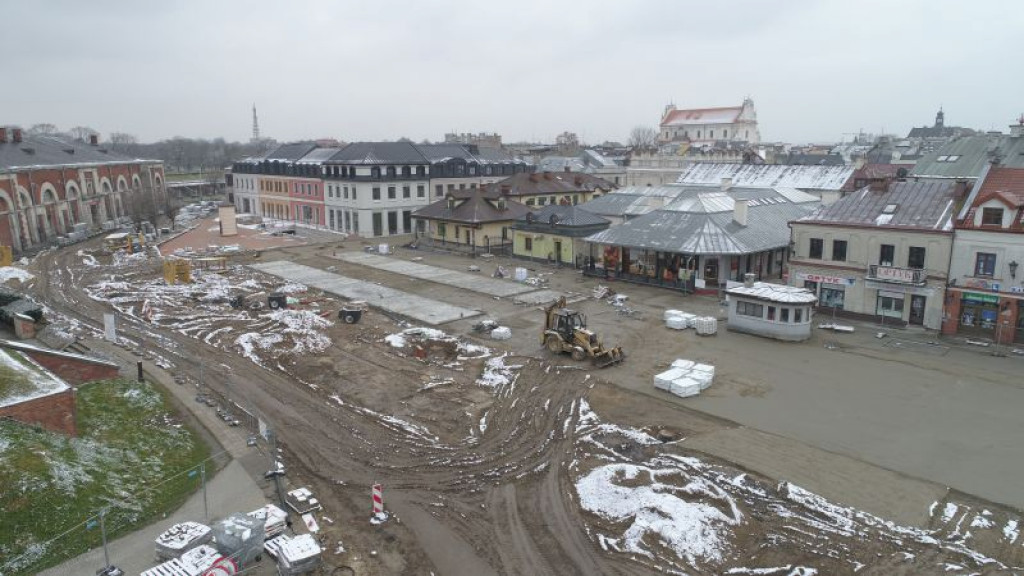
<box><xmin>20</xmin><ymin>232</ymin><xmax>1024</xmax><ymax>576</ymax></box>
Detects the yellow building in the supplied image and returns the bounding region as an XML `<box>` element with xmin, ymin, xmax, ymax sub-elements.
<box><xmin>511</xmin><ymin>205</ymin><xmax>610</xmax><ymax>266</ymax></box>
<box><xmin>412</xmin><ymin>188</ymin><xmax>530</xmax><ymax>254</ymax></box>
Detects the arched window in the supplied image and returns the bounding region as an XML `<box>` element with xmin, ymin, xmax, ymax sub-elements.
<box><xmin>371</xmin><ymin>167</ymin><xmax>381</xmax><ymax>178</ymax></box>
<box><xmin>401</xmin><ymin>166</ymin><xmax>411</xmax><ymax>177</ymax></box>
<box><xmin>386</xmin><ymin>166</ymin><xmax>396</xmax><ymax>178</ymax></box>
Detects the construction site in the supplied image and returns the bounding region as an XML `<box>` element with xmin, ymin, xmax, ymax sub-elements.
<box><xmin>11</xmin><ymin>214</ymin><xmax>1024</xmax><ymax>576</ymax></box>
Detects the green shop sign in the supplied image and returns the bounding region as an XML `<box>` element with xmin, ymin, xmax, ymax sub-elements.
<box><xmin>962</xmin><ymin>292</ymin><xmax>999</xmax><ymax>305</ymax></box>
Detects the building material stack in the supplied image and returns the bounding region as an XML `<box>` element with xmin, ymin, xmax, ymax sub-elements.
<box><xmin>154</xmin><ymin>521</ymin><xmax>213</xmax><ymax>561</ymax></box>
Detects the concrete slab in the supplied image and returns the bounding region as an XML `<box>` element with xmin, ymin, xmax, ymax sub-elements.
<box><xmin>251</xmin><ymin>261</ymin><xmax>480</xmax><ymax>325</ymax></box>
<box><xmin>512</xmin><ymin>290</ymin><xmax>589</xmax><ymax>306</ymax></box>
<box><xmin>335</xmin><ymin>252</ymin><xmax>536</xmax><ymax>297</ymax></box>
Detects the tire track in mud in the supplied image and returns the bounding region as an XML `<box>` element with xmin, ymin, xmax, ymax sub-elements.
<box><xmin>30</xmin><ymin>243</ymin><xmax>620</xmax><ymax>576</ymax></box>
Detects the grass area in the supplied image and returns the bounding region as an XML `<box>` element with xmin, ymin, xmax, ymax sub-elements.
<box><xmin>0</xmin><ymin>360</ymin><xmax>35</xmax><ymax>404</ymax></box>
<box><xmin>0</xmin><ymin>379</ymin><xmax>210</xmax><ymax>575</ymax></box>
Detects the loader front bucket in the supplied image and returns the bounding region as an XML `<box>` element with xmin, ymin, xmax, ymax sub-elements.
<box><xmin>592</xmin><ymin>346</ymin><xmax>625</xmax><ymax>368</ymax></box>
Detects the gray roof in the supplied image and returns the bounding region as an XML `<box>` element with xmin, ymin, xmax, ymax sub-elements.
<box><xmin>265</xmin><ymin>142</ymin><xmax>318</xmax><ymax>162</ymax></box>
<box><xmin>586</xmin><ymin>201</ymin><xmax>814</xmax><ymax>255</ymax></box>
<box><xmin>579</xmin><ymin>192</ymin><xmax>655</xmax><ymax>218</ymax></box>
<box><xmin>910</xmin><ymin>134</ymin><xmax>1024</xmax><ymax>179</ymax></box>
<box><xmin>676</xmin><ymin>163</ymin><xmax>855</xmax><ymax>191</ymax></box>
<box><xmin>520</xmin><ymin>204</ymin><xmax>610</xmax><ymax>227</ymax></box>
<box><xmin>415</xmin><ymin>143</ymin><xmax>519</xmax><ymax>165</ymax></box>
<box><xmin>537</xmin><ymin>156</ymin><xmax>586</xmax><ymax>173</ymax></box>
<box><xmin>796</xmin><ymin>180</ymin><xmax>957</xmax><ymax>231</ymax></box>
<box><xmin>295</xmin><ymin>147</ymin><xmax>342</xmax><ymax>164</ymax></box>
<box><xmin>0</xmin><ymin>135</ymin><xmax>157</xmax><ymax>171</ymax></box>
<box><xmin>328</xmin><ymin>142</ymin><xmax>428</xmax><ymax>165</ymax></box>
<box><xmin>774</xmin><ymin>153</ymin><xmax>845</xmax><ymax>166</ymax></box>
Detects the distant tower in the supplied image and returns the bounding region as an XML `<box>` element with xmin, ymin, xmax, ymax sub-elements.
<box><xmin>935</xmin><ymin>107</ymin><xmax>945</xmax><ymax>128</ymax></box>
<box><xmin>251</xmin><ymin>104</ymin><xmax>261</xmax><ymax>143</ymax></box>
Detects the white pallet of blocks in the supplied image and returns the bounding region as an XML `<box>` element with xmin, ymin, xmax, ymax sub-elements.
<box><xmin>654</xmin><ymin>359</ymin><xmax>715</xmax><ymax>398</ymax></box>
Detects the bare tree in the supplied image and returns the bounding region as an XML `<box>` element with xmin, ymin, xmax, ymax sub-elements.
<box><xmin>68</xmin><ymin>126</ymin><xmax>99</xmax><ymax>142</ymax></box>
<box><xmin>108</xmin><ymin>132</ymin><xmax>139</xmax><ymax>153</ymax></box>
<box><xmin>628</xmin><ymin>126</ymin><xmax>658</xmax><ymax>149</ymax></box>
<box><xmin>27</xmin><ymin>123</ymin><xmax>59</xmax><ymax>136</ymax></box>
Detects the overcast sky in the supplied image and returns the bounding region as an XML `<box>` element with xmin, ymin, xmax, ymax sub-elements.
<box><xmin>6</xmin><ymin>0</ymin><xmax>1024</xmax><ymax>145</ymax></box>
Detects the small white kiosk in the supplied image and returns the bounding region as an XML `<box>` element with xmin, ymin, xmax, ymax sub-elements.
<box><xmin>726</xmin><ymin>274</ymin><xmax>817</xmax><ymax>341</ymax></box>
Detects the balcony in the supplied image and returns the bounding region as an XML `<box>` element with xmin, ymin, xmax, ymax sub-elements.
<box><xmin>867</xmin><ymin>265</ymin><xmax>926</xmax><ymax>286</ymax></box>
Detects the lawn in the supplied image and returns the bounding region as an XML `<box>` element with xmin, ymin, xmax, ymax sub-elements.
<box><xmin>0</xmin><ymin>378</ymin><xmax>210</xmax><ymax>576</ymax></box>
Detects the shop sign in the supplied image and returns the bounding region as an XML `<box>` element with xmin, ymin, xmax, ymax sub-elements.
<box><xmin>961</xmin><ymin>291</ymin><xmax>1000</xmax><ymax>305</ymax></box>
<box><xmin>962</xmin><ymin>278</ymin><xmax>1000</xmax><ymax>291</ymax></box>
<box><xmin>869</xmin><ymin>265</ymin><xmax>922</xmax><ymax>284</ymax></box>
<box><xmin>864</xmin><ymin>280</ymin><xmax>935</xmax><ymax>296</ymax></box>
<box><xmin>797</xmin><ymin>272</ymin><xmax>855</xmax><ymax>286</ymax></box>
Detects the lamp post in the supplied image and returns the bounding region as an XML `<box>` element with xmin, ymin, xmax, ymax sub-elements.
<box><xmin>1009</xmin><ymin>260</ymin><xmax>1018</xmax><ymax>280</ymax></box>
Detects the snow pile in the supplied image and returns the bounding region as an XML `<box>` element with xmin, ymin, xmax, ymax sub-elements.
<box><xmin>235</xmin><ymin>332</ymin><xmax>285</xmax><ymax>366</ymax></box>
<box><xmin>268</xmin><ymin>309</ymin><xmax>332</xmax><ymax>354</ymax></box>
<box><xmin>475</xmin><ymin>354</ymin><xmax>522</xmax><ymax>391</ymax></box>
<box><xmin>0</xmin><ymin>266</ymin><xmax>34</xmax><ymax>285</ymax></box>
<box><xmin>577</xmin><ymin>462</ymin><xmax>742</xmax><ymax>565</ymax></box>
<box><xmin>490</xmin><ymin>326</ymin><xmax>511</xmax><ymax>340</ymax></box>
<box><xmin>385</xmin><ymin>333</ymin><xmax>407</xmax><ymax>348</ymax></box>
<box><xmin>277</xmin><ymin>282</ymin><xmax>309</xmax><ymax>294</ymax></box>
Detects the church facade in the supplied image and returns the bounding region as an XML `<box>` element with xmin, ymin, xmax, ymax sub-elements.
<box><xmin>659</xmin><ymin>98</ymin><xmax>760</xmax><ymax>145</ymax></box>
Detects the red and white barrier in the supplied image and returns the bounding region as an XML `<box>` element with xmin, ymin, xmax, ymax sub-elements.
<box><xmin>372</xmin><ymin>483</ymin><xmax>384</xmax><ymax>515</ymax></box>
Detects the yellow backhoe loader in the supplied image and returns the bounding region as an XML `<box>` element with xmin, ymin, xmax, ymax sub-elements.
<box><xmin>541</xmin><ymin>296</ymin><xmax>624</xmax><ymax>367</ymax></box>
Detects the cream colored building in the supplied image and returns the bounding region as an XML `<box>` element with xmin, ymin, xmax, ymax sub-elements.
<box><xmin>788</xmin><ymin>181</ymin><xmax>957</xmax><ymax>329</ymax></box>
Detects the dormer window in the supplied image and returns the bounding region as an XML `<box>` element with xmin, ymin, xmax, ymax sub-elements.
<box><xmin>447</xmin><ymin>196</ymin><xmax>456</xmax><ymax>210</ymax></box>
<box><xmin>981</xmin><ymin>207</ymin><xmax>1003</xmax><ymax>225</ymax></box>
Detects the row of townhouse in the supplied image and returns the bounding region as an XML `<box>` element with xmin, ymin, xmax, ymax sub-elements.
<box><xmin>0</xmin><ymin>126</ymin><xmax>166</xmax><ymax>253</ymax></box>
<box><xmin>230</xmin><ymin>141</ymin><xmax>531</xmax><ymax>238</ymax></box>
<box><xmin>788</xmin><ymin>119</ymin><xmax>1024</xmax><ymax>343</ymax></box>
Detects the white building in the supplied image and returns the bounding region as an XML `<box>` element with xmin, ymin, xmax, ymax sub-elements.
<box><xmin>323</xmin><ymin>142</ymin><xmax>430</xmax><ymax>238</ymax></box>
<box><xmin>659</xmin><ymin>98</ymin><xmax>760</xmax><ymax>144</ymax></box>
<box><xmin>726</xmin><ymin>276</ymin><xmax>817</xmax><ymax>341</ymax></box>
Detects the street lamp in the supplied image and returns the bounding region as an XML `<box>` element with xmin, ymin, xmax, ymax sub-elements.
<box><xmin>1009</xmin><ymin>260</ymin><xmax>1018</xmax><ymax>279</ymax></box>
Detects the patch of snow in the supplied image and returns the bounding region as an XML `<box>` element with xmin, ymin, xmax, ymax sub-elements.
<box><xmin>0</xmin><ymin>266</ymin><xmax>34</xmax><ymax>285</ymax></box>
<box><xmin>941</xmin><ymin>503</ymin><xmax>959</xmax><ymax>523</ymax></box>
<box><xmin>1003</xmin><ymin>520</ymin><xmax>1019</xmax><ymax>543</ymax></box>
<box><xmin>385</xmin><ymin>334</ymin><xmax>407</xmax><ymax>348</ymax></box>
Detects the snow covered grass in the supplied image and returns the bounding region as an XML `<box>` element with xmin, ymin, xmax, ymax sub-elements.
<box><xmin>0</xmin><ymin>349</ymin><xmax>69</xmax><ymax>408</ymax></box>
<box><xmin>0</xmin><ymin>379</ymin><xmax>208</xmax><ymax>576</ymax></box>
<box><xmin>0</xmin><ymin>266</ymin><xmax>34</xmax><ymax>285</ymax></box>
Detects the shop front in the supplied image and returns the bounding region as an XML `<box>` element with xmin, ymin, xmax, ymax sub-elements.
<box><xmin>958</xmin><ymin>291</ymin><xmax>1000</xmax><ymax>334</ymax></box>
<box><xmin>794</xmin><ymin>272</ymin><xmax>856</xmax><ymax>311</ymax></box>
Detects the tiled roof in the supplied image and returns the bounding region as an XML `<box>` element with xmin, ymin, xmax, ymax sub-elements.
<box><xmin>956</xmin><ymin>166</ymin><xmax>1024</xmax><ymax>231</ymax></box>
<box><xmin>413</xmin><ymin>189</ymin><xmax>530</xmax><ymax>224</ymax></box>
<box><xmin>0</xmin><ymin>134</ymin><xmax>157</xmax><ymax>171</ymax></box>
<box><xmin>675</xmin><ymin>163</ymin><xmax>855</xmax><ymax>191</ymax></box>
<box><xmin>482</xmin><ymin>171</ymin><xmax>615</xmax><ymax>197</ymax></box>
<box><xmin>328</xmin><ymin>142</ymin><xmax>428</xmax><ymax>165</ymax></box>
<box><xmin>797</xmin><ymin>180</ymin><xmax>957</xmax><ymax>231</ymax></box>
<box><xmin>662</xmin><ymin>106</ymin><xmax>742</xmax><ymax>127</ymax></box>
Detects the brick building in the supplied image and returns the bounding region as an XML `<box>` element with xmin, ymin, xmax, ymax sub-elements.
<box><xmin>0</xmin><ymin>340</ymin><xmax>121</xmax><ymax>436</ymax></box>
<box><xmin>0</xmin><ymin>126</ymin><xmax>166</xmax><ymax>254</ymax></box>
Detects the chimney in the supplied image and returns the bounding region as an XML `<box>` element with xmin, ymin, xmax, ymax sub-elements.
<box><xmin>564</xmin><ymin>165</ymin><xmax>571</xmax><ymax>173</ymax></box>
<box><xmin>0</xmin><ymin>127</ymin><xmax>6</xmax><ymax>143</ymax></box>
<box><xmin>743</xmin><ymin>273</ymin><xmax>756</xmax><ymax>288</ymax></box>
<box><xmin>12</xmin><ymin>128</ymin><xmax>22</xmax><ymax>143</ymax></box>
<box><xmin>1010</xmin><ymin>114</ymin><xmax>1024</xmax><ymax>138</ymax></box>
<box><xmin>733</xmin><ymin>198</ymin><xmax>748</xmax><ymax>226</ymax></box>
<box><xmin>89</xmin><ymin>133</ymin><xmax>98</xmax><ymax>146</ymax></box>
<box><xmin>720</xmin><ymin>177</ymin><xmax>733</xmax><ymax>191</ymax></box>
<box><xmin>528</xmin><ymin>173</ymin><xmax>539</xmax><ymax>183</ymax></box>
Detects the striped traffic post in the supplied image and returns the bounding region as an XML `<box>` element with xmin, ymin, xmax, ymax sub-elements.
<box><xmin>372</xmin><ymin>483</ymin><xmax>384</xmax><ymax>516</ymax></box>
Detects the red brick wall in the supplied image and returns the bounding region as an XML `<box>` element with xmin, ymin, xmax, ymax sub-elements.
<box><xmin>942</xmin><ymin>291</ymin><xmax>961</xmax><ymax>335</ymax></box>
<box><xmin>18</xmin><ymin>350</ymin><xmax>120</xmax><ymax>386</ymax></box>
<box><xmin>0</xmin><ymin>388</ymin><xmax>77</xmax><ymax>436</ymax></box>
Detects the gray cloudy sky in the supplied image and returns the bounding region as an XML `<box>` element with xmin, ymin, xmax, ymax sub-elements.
<box><xmin>6</xmin><ymin>0</ymin><xmax>1024</xmax><ymax>145</ymax></box>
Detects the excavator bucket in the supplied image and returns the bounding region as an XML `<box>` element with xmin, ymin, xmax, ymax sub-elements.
<box><xmin>592</xmin><ymin>346</ymin><xmax>625</xmax><ymax>368</ymax></box>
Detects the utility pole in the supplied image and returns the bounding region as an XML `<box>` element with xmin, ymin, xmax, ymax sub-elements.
<box><xmin>201</xmin><ymin>462</ymin><xmax>208</xmax><ymax>520</ymax></box>
<box><xmin>99</xmin><ymin>508</ymin><xmax>110</xmax><ymax>571</ymax></box>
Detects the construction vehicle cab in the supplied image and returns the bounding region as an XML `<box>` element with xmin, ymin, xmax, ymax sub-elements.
<box><xmin>541</xmin><ymin>297</ymin><xmax>624</xmax><ymax>367</ymax></box>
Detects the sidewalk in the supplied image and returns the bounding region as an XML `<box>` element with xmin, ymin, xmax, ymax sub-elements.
<box><xmin>38</xmin><ymin>458</ymin><xmax>266</xmax><ymax>576</ymax></box>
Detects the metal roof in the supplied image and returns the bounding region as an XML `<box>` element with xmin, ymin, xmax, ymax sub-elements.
<box><xmin>662</xmin><ymin>106</ymin><xmax>742</xmax><ymax>127</ymax></box>
<box><xmin>295</xmin><ymin>147</ymin><xmax>341</xmax><ymax>164</ymax></box>
<box><xmin>797</xmin><ymin>180</ymin><xmax>957</xmax><ymax>231</ymax></box>
<box><xmin>519</xmin><ymin>204</ymin><xmax>610</xmax><ymax>227</ymax></box>
<box><xmin>675</xmin><ymin>163</ymin><xmax>855</xmax><ymax>191</ymax></box>
<box><xmin>727</xmin><ymin>282</ymin><xmax>817</xmax><ymax>303</ymax></box>
<box><xmin>412</xmin><ymin>189</ymin><xmax>530</xmax><ymax>224</ymax></box>
<box><xmin>328</xmin><ymin>142</ymin><xmax>428</xmax><ymax>165</ymax></box>
<box><xmin>265</xmin><ymin>142</ymin><xmax>318</xmax><ymax>162</ymax></box>
<box><xmin>910</xmin><ymin>134</ymin><xmax>1024</xmax><ymax>179</ymax></box>
<box><xmin>586</xmin><ymin>201</ymin><xmax>815</xmax><ymax>255</ymax></box>
<box><xmin>0</xmin><ymin>135</ymin><xmax>158</xmax><ymax>171</ymax></box>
